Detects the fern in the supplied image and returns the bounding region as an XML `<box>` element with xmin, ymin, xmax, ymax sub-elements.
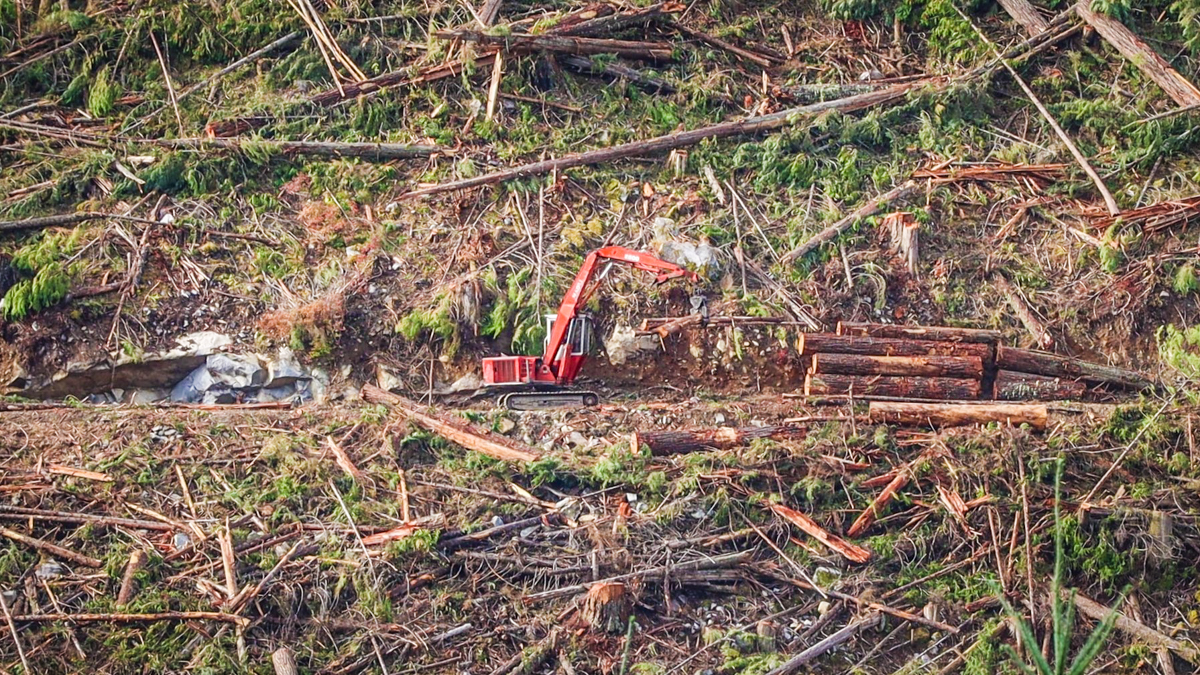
<box><xmin>1</xmin><ymin>263</ymin><xmax>70</xmax><ymax>320</ymax></box>
<box><xmin>87</xmin><ymin>67</ymin><xmax>118</xmax><ymax>118</ymax></box>
<box><xmin>1157</xmin><ymin>324</ymin><xmax>1200</xmax><ymax>381</ymax></box>
<box><xmin>1174</xmin><ymin>0</ymin><xmax>1200</xmax><ymax>55</ymax></box>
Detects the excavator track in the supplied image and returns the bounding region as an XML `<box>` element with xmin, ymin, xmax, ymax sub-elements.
<box><xmin>499</xmin><ymin>390</ymin><xmax>600</xmax><ymax>411</ymax></box>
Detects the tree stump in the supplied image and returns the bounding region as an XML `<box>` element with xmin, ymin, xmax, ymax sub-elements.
<box><xmin>580</xmin><ymin>582</ymin><xmax>630</xmax><ymax>634</ymax></box>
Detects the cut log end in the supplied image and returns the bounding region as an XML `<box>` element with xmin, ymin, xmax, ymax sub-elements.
<box><xmin>580</xmin><ymin>582</ymin><xmax>631</xmax><ymax>634</ymax></box>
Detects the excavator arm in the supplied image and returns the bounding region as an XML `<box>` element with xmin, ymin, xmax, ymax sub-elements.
<box><xmin>540</xmin><ymin>246</ymin><xmax>701</xmax><ymax>382</ymax></box>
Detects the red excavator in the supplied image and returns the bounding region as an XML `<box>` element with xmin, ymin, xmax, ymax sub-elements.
<box><xmin>482</xmin><ymin>246</ymin><xmax>705</xmax><ymax>409</ymax></box>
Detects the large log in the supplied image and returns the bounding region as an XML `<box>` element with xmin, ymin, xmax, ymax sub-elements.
<box><xmin>630</xmin><ymin>425</ymin><xmax>804</xmax><ymax>456</ymax></box>
<box><xmin>804</xmin><ymin>374</ymin><xmax>981</xmax><ymax>400</ymax></box>
<box><xmin>868</xmin><ymin>401</ymin><xmax>1048</xmax><ymax>429</ymax></box>
<box><xmin>993</xmin><ymin>369</ymin><xmax>1087</xmax><ymax>401</ymax></box>
<box><xmin>811</xmin><ymin>353</ymin><xmax>983</xmax><ymax>379</ymax></box>
<box><xmin>400</xmin><ymin>85</ymin><xmax>918</xmax><ymax>200</ymax></box>
<box><xmin>996</xmin><ymin>0</ymin><xmax>1050</xmax><ymax>36</ymax></box>
<box><xmin>798</xmin><ymin>333</ymin><xmax>991</xmax><ymax>360</ymax></box>
<box><xmin>994</xmin><ymin>346</ymin><xmax>1153</xmax><ymax>391</ymax></box>
<box><xmin>558</xmin><ymin>54</ymin><xmax>675</xmax><ymax>93</ymax></box>
<box><xmin>361</xmin><ymin>384</ymin><xmax>539</xmax><ymax>462</ymax></box>
<box><xmin>835</xmin><ymin>321</ymin><xmax>1001</xmax><ymax>344</ymax></box>
<box><xmin>1076</xmin><ymin>3</ymin><xmax>1200</xmax><ymax>107</ymax></box>
<box><xmin>555</xmin><ymin>3</ymin><xmax>681</xmax><ymax>37</ymax></box>
<box><xmin>779</xmin><ymin>182</ymin><xmax>919</xmax><ymax>264</ymax></box>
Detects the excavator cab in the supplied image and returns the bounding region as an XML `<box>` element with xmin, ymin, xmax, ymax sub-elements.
<box><xmin>545</xmin><ymin>314</ymin><xmax>594</xmax><ymax>361</ymax></box>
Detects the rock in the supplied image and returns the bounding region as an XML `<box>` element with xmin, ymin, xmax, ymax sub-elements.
<box><xmin>376</xmin><ymin>364</ymin><xmax>405</xmax><ymax>392</ymax></box>
<box><xmin>255</xmin><ymin>384</ymin><xmax>299</xmax><ymax>403</ymax></box>
<box><xmin>170</xmin><ymin>353</ymin><xmax>265</xmax><ymax>403</ymax></box>
<box><xmin>264</xmin><ymin>347</ymin><xmax>306</xmax><ymax>388</ymax></box>
<box><xmin>36</xmin><ymin>561</ymin><xmax>65</xmax><ymax>579</ymax></box>
<box><xmin>604</xmin><ymin>324</ymin><xmax>660</xmax><ymax>366</ymax></box>
<box><xmin>173</xmin><ymin>532</ymin><xmax>192</xmax><ymax>550</ymax></box>
<box><xmin>22</xmin><ymin>331</ymin><xmax>232</xmax><ymax>400</ymax></box>
<box><xmin>433</xmin><ymin>371</ymin><xmax>484</xmax><ymax>395</ymax></box>
<box><xmin>309</xmin><ymin>368</ymin><xmax>330</xmax><ymax>403</ymax></box>
<box><xmin>566</xmin><ymin>431</ymin><xmax>588</xmax><ymax>448</ymax></box>
<box><xmin>496</xmin><ymin>417</ymin><xmax>517</xmax><ymax>434</ymax></box>
<box><xmin>126</xmin><ymin>388</ymin><xmax>169</xmax><ymax>405</ymax></box>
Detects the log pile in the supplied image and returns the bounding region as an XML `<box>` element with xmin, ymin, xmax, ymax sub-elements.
<box><xmin>797</xmin><ymin>322</ymin><xmax>1152</xmax><ymax>402</ymax></box>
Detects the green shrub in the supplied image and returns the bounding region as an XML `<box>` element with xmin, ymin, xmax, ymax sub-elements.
<box><xmin>1157</xmin><ymin>324</ymin><xmax>1200</xmax><ymax>381</ymax></box>
<box><xmin>87</xmin><ymin>67</ymin><xmax>119</xmax><ymax>118</ymax></box>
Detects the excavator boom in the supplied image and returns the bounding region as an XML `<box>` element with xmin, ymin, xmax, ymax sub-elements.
<box><xmin>481</xmin><ymin>246</ymin><xmax>701</xmax><ymax>407</ymax></box>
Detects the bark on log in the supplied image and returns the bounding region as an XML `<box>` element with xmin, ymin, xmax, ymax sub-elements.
<box><xmin>272</xmin><ymin>647</ymin><xmax>299</xmax><ymax>675</ymax></box>
<box><xmin>798</xmin><ymin>333</ymin><xmax>992</xmax><ymax>360</ymax></box>
<box><xmin>0</xmin><ymin>526</ymin><xmax>103</xmax><ymax>567</ymax></box>
<box><xmin>769</xmin><ymin>503</ymin><xmax>870</xmax><ymax>564</ymax></box>
<box><xmin>630</xmin><ymin>425</ymin><xmax>804</xmax><ymax>455</ymax></box>
<box><xmin>868</xmin><ymin>401</ymin><xmax>1049</xmax><ymax>429</ymax></box>
<box><xmin>669</xmin><ymin>21</ymin><xmax>780</xmax><ymax>68</ymax></box>
<box><xmin>811</xmin><ymin>353</ymin><xmax>984</xmax><ymax>379</ymax></box>
<box><xmin>1076</xmin><ymin>3</ymin><xmax>1200</xmax><ymax>107</ymax></box>
<box><xmin>555</xmin><ymin>3</ymin><xmax>681</xmax><ymax>37</ymax></box>
<box><xmin>994</xmin><ymin>273</ymin><xmax>1055</xmax><ymax>350</ymax></box>
<box><xmin>836</xmin><ymin>321</ymin><xmax>1001</xmax><ymax>344</ymax></box>
<box><xmin>157</xmin><ymin>138</ymin><xmax>438</xmax><ymax>160</ymax></box>
<box><xmin>558</xmin><ymin>54</ymin><xmax>675</xmax><ymax>93</ymax></box>
<box><xmin>804</xmin><ymin>374</ymin><xmax>981</xmax><ymax>400</ymax></box>
<box><xmin>400</xmin><ymin>84</ymin><xmax>919</xmax><ymax>199</ymax></box>
<box><xmin>0</xmin><ymin>212</ymin><xmax>102</xmax><ymax>233</ymax></box>
<box><xmin>997</xmin><ymin>0</ymin><xmax>1050</xmax><ymax>36</ymax></box>
<box><xmin>580</xmin><ymin>582</ymin><xmax>630</xmax><ymax>634</ymax></box>
<box><xmin>779</xmin><ymin>182</ymin><xmax>919</xmax><ymax>264</ymax></box>
<box><xmin>361</xmin><ymin>384</ymin><xmax>539</xmax><ymax>462</ymax></box>
<box><xmin>435</xmin><ymin>30</ymin><xmax>674</xmax><ymax>60</ymax></box>
<box><xmin>993</xmin><ymin>369</ymin><xmax>1087</xmax><ymax>401</ymax></box>
<box><xmin>994</xmin><ymin>345</ymin><xmax>1153</xmax><ymax>390</ymax></box>
<box><xmin>1072</xmin><ymin>592</ymin><xmax>1200</xmax><ymax>664</ymax></box>
<box><xmin>116</xmin><ymin>550</ymin><xmax>148</xmax><ymax>606</ymax></box>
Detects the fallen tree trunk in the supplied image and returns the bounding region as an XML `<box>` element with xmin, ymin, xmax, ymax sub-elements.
<box><xmin>997</xmin><ymin>0</ymin><xmax>1050</xmax><ymax>36</ymax></box>
<box><xmin>434</xmin><ymin>30</ymin><xmax>675</xmax><ymax>60</ymax></box>
<box><xmin>555</xmin><ymin>2</ymin><xmax>679</xmax><ymax>37</ymax></box>
<box><xmin>361</xmin><ymin>384</ymin><xmax>539</xmax><ymax>462</ymax></box>
<box><xmin>779</xmin><ymin>182</ymin><xmax>919</xmax><ymax>264</ymax></box>
<box><xmin>558</xmin><ymin>54</ymin><xmax>676</xmax><ymax>93</ymax></box>
<box><xmin>798</xmin><ymin>333</ymin><xmax>992</xmax><ymax>360</ymax></box>
<box><xmin>868</xmin><ymin>401</ymin><xmax>1049</xmax><ymax>429</ymax></box>
<box><xmin>994</xmin><ymin>273</ymin><xmax>1055</xmax><ymax>350</ymax></box>
<box><xmin>835</xmin><ymin>321</ymin><xmax>1001</xmax><ymax>344</ymax></box>
<box><xmin>811</xmin><ymin>353</ymin><xmax>984</xmax><ymax>379</ymax></box>
<box><xmin>156</xmin><ymin>137</ymin><xmax>438</xmax><ymax>160</ymax></box>
<box><xmin>994</xmin><ymin>346</ymin><xmax>1153</xmax><ymax>390</ymax></box>
<box><xmin>805</xmin><ymin>374</ymin><xmax>981</xmax><ymax>400</ymax></box>
<box><xmin>630</xmin><ymin>424</ymin><xmax>804</xmax><ymax>455</ymax></box>
<box><xmin>993</xmin><ymin>369</ymin><xmax>1087</xmax><ymax>401</ymax></box>
<box><xmin>1072</xmin><ymin>592</ymin><xmax>1200</xmax><ymax>664</ymax></box>
<box><xmin>1076</xmin><ymin>3</ymin><xmax>1200</xmax><ymax>107</ymax></box>
<box><xmin>669</xmin><ymin>20</ymin><xmax>781</xmax><ymax>68</ymax></box>
<box><xmin>399</xmin><ymin>84</ymin><xmax>918</xmax><ymax>199</ymax></box>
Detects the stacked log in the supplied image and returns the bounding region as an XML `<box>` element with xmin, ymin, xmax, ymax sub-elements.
<box><xmin>801</xmin><ymin>331</ymin><xmax>990</xmax><ymax>402</ymax></box>
<box><xmin>799</xmin><ymin>323</ymin><xmax>1152</xmax><ymax>403</ymax></box>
